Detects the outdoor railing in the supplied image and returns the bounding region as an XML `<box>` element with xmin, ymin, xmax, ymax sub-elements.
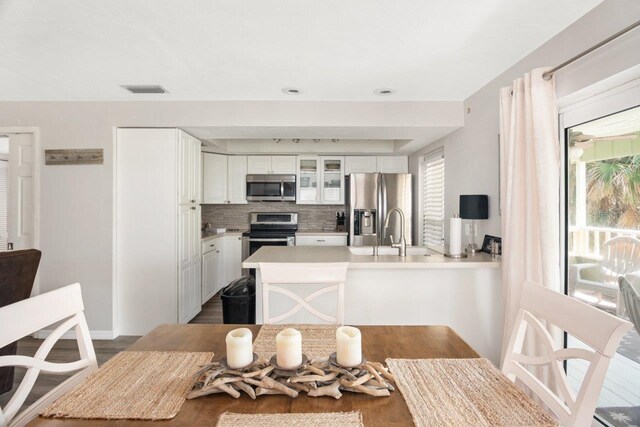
<box><xmin>569</xmin><ymin>225</ymin><xmax>640</xmax><ymax>259</ymax></box>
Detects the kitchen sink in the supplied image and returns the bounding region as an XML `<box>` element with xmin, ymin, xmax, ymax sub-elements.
<box><xmin>348</xmin><ymin>246</ymin><xmax>432</xmax><ymax>256</ymax></box>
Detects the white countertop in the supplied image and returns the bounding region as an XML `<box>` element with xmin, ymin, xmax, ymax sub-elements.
<box><xmin>295</xmin><ymin>230</ymin><xmax>348</xmax><ymax>236</ymax></box>
<box><xmin>202</xmin><ymin>229</ymin><xmax>246</xmax><ymax>242</ymax></box>
<box><xmin>242</xmin><ymin>246</ymin><xmax>500</xmax><ymax>269</ymax></box>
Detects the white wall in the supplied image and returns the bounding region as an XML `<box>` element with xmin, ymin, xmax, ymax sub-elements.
<box><xmin>410</xmin><ymin>0</ymin><xmax>640</xmax><ymax>244</ymax></box>
<box><xmin>0</xmin><ymin>100</ymin><xmax>459</xmax><ymax>335</ymax></box>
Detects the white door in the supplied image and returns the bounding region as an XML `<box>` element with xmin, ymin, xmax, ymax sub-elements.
<box><xmin>178</xmin><ymin>131</ymin><xmax>190</xmax><ymax>205</ymax></box>
<box><xmin>297</xmin><ymin>156</ymin><xmax>319</xmax><ymax>204</ymax></box>
<box><xmin>190</xmin><ymin>137</ymin><xmax>202</xmax><ymax>204</ymax></box>
<box><xmin>227</xmin><ymin>156</ymin><xmax>247</xmax><ymax>204</ymax></box>
<box><xmin>224</xmin><ymin>235</ymin><xmax>242</xmax><ymax>285</ymax></box>
<box><xmin>271</xmin><ymin>156</ymin><xmax>296</xmax><ymax>174</ymax></box>
<box><xmin>202</xmin><ymin>153</ymin><xmax>228</xmax><ymax>203</ymax></box>
<box><xmin>191</xmin><ymin>257</ymin><xmax>202</xmax><ymax>318</ymax></box>
<box><xmin>320</xmin><ymin>157</ymin><xmax>345</xmax><ymax>205</ymax></box>
<box><xmin>376</xmin><ymin>156</ymin><xmax>408</xmax><ymax>173</ymax></box>
<box><xmin>247</xmin><ymin>156</ymin><xmax>271</xmax><ymax>174</ymax></box>
<box><xmin>215</xmin><ymin>242</ymin><xmax>225</xmax><ymax>292</ymax></box>
<box><xmin>7</xmin><ymin>133</ymin><xmax>34</xmax><ymax>250</ymax></box>
<box><xmin>345</xmin><ymin>156</ymin><xmax>377</xmax><ymax>174</ymax></box>
<box><xmin>202</xmin><ymin>249</ymin><xmax>217</xmax><ymax>303</ymax></box>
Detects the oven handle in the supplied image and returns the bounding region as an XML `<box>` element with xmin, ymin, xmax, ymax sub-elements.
<box><xmin>246</xmin><ymin>238</ymin><xmax>290</xmax><ymax>242</ymax></box>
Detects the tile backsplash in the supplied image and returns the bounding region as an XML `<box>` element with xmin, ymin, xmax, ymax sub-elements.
<box><xmin>202</xmin><ymin>202</ymin><xmax>346</xmax><ymax>231</ymax></box>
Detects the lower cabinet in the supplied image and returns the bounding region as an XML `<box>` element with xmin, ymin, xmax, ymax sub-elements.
<box><xmin>224</xmin><ymin>235</ymin><xmax>243</xmax><ymax>286</ymax></box>
<box><xmin>202</xmin><ymin>239</ymin><xmax>222</xmax><ymax>304</ymax></box>
<box><xmin>201</xmin><ymin>235</ymin><xmax>244</xmax><ymax>305</ymax></box>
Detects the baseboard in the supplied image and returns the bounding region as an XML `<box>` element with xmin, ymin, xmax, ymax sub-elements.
<box><xmin>34</xmin><ymin>329</ymin><xmax>118</xmax><ymax>340</ymax></box>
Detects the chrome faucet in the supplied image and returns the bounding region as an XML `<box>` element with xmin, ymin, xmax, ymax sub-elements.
<box><xmin>384</xmin><ymin>207</ymin><xmax>406</xmax><ymax>257</ymax></box>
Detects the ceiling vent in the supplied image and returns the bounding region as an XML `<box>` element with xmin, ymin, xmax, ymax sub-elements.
<box><xmin>121</xmin><ymin>85</ymin><xmax>169</xmax><ymax>94</ymax></box>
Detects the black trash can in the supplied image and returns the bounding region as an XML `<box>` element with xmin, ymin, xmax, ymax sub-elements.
<box><xmin>221</xmin><ymin>276</ymin><xmax>256</xmax><ymax>324</ymax></box>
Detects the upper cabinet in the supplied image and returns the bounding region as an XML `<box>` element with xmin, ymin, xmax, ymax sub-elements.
<box><xmin>227</xmin><ymin>156</ymin><xmax>248</xmax><ymax>204</ymax></box>
<box><xmin>344</xmin><ymin>156</ymin><xmax>408</xmax><ymax>175</ymax></box>
<box><xmin>376</xmin><ymin>156</ymin><xmax>408</xmax><ymax>173</ymax></box>
<box><xmin>247</xmin><ymin>156</ymin><xmax>295</xmax><ymax>174</ymax></box>
<box><xmin>297</xmin><ymin>156</ymin><xmax>345</xmax><ymax>205</ymax></box>
<box><xmin>202</xmin><ymin>154</ymin><xmax>247</xmax><ymax>204</ymax></box>
<box><xmin>345</xmin><ymin>156</ymin><xmax>377</xmax><ymax>174</ymax></box>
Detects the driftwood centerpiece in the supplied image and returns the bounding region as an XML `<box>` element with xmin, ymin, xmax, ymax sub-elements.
<box><xmin>188</xmin><ymin>354</ymin><xmax>395</xmax><ymax>400</ymax></box>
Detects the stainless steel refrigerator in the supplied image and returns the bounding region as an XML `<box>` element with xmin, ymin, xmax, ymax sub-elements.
<box><xmin>347</xmin><ymin>173</ymin><xmax>412</xmax><ymax>246</ymax></box>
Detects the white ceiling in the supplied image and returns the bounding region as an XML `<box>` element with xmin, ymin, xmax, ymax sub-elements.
<box><xmin>0</xmin><ymin>0</ymin><xmax>603</xmax><ymax>101</ymax></box>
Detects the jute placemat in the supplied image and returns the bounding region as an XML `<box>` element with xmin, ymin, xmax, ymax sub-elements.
<box><xmin>254</xmin><ymin>324</ymin><xmax>336</xmax><ymax>360</ymax></box>
<box><xmin>217</xmin><ymin>411</ymin><xmax>364</xmax><ymax>427</ymax></box>
<box><xmin>42</xmin><ymin>351</ymin><xmax>214</xmax><ymax>420</ymax></box>
<box><xmin>386</xmin><ymin>358</ymin><xmax>558</xmax><ymax>427</ymax></box>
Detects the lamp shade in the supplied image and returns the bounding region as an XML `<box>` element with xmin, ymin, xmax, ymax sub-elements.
<box><xmin>459</xmin><ymin>195</ymin><xmax>488</xmax><ymax>220</ymax></box>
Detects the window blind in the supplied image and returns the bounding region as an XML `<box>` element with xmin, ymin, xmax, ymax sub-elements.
<box><xmin>421</xmin><ymin>149</ymin><xmax>445</xmax><ymax>246</ymax></box>
<box><xmin>0</xmin><ymin>160</ymin><xmax>7</xmax><ymax>250</ymax></box>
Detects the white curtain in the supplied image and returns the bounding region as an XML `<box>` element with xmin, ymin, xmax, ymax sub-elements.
<box><xmin>499</xmin><ymin>68</ymin><xmax>561</xmax><ymax>372</ymax></box>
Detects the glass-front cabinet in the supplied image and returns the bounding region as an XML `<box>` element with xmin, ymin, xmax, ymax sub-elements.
<box><xmin>296</xmin><ymin>156</ymin><xmax>344</xmax><ymax>204</ymax></box>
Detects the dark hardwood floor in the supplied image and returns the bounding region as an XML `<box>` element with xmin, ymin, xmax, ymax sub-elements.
<box><xmin>190</xmin><ymin>291</ymin><xmax>223</xmax><ymax>324</ymax></box>
<box><xmin>0</xmin><ymin>291</ymin><xmax>224</xmax><ymax>412</ymax></box>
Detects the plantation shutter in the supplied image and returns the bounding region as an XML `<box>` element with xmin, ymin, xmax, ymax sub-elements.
<box><xmin>0</xmin><ymin>160</ymin><xmax>7</xmax><ymax>250</ymax></box>
<box><xmin>421</xmin><ymin>149</ymin><xmax>445</xmax><ymax>246</ymax></box>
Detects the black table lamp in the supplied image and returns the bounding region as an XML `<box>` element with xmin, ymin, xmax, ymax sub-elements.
<box><xmin>459</xmin><ymin>195</ymin><xmax>488</xmax><ymax>253</ymax></box>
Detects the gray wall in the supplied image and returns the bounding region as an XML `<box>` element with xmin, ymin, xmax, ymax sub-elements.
<box><xmin>409</xmin><ymin>0</ymin><xmax>640</xmax><ymax>245</ymax></box>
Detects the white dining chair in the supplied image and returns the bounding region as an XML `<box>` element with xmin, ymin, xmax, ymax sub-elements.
<box><xmin>0</xmin><ymin>283</ymin><xmax>98</xmax><ymax>427</ymax></box>
<box><xmin>259</xmin><ymin>262</ymin><xmax>348</xmax><ymax>324</ymax></box>
<box><xmin>502</xmin><ymin>281</ymin><xmax>632</xmax><ymax>427</ymax></box>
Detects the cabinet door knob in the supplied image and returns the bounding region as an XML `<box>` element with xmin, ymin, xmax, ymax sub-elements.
<box><xmin>191</xmin><ymin>207</ymin><xmax>196</xmax><ymax>210</ymax></box>
<box><xmin>191</xmin><ymin>199</ymin><xmax>196</xmax><ymax>203</ymax></box>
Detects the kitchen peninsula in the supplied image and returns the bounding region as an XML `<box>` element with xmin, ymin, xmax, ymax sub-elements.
<box><xmin>243</xmin><ymin>246</ymin><xmax>502</xmax><ymax>363</ymax></box>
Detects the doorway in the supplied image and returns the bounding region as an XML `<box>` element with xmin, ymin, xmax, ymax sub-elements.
<box><xmin>561</xmin><ymin>80</ymin><xmax>640</xmax><ymax>427</ymax></box>
<box><xmin>0</xmin><ymin>130</ymin><xmax>39</xmax><ymax>253</ymax></box>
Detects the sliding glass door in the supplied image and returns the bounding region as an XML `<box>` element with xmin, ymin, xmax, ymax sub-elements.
<box><xmin>562</xmin><ymin>81</ymin><xmax>640</xmax><ymax>427</ymax></box>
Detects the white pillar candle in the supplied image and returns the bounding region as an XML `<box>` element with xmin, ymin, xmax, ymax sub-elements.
<box><xmin>449</xmin><ymin>215</ymin><xmax>462</xmax><ymax>255</ymax></box>
<box><xmin>225</xmin><ymin>328</ymin><xmax>253</xmax><ymax>369</ymax></box>
<box><xmin>336</xmin><ymin>326</ymin><xmax>362</xmax><ymax>367</ymax></box>
<box><xmin>276</xmin><ymin>328</ymin><xmax>302</xmax><ymax>369</ymax></box>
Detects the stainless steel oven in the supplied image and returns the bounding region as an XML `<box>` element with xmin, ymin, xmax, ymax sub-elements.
<box><xmin>241</xmin><ymin>212</ymin><xmax>298</xmax><ymax>275</ymax></box>
<box><xmin>246</xmin><ymin>174</ymin><xmax>296</xmax><ymax>202</ymax></box>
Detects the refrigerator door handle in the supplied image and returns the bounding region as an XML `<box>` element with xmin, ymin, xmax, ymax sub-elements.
<box><xmin>379</xmin><ymin>174</ymin><xmax>387</xmax><ymax>246</ymax></box>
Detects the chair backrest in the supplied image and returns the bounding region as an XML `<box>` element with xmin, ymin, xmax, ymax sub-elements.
<box><xmin>0</xmin><ymin>283</ymin><xmax>98</xmax><ymax>427</ymax></box>
<box><xmin>0</xmin><ymin>249</ymin><xmax>42</xmax><ymax>395</ymax></box>
<box><xmin>600</xmin><ymin>236</ymin><xmax>640</xmax><ymax>285</ymax></box>
<box><xmin>620</xmin><ymin>276</ymin><xmax>640</xmax><ymax>332</ymax></box>
<box><xmin>502</xmin><ymin>281</ymin><xmax>632</xmax><ymax>427</ymax></box>
<box><xmin>259</xmin><ymin>262</ymin><xmax>348</xmax><ymax>324</ymax></box>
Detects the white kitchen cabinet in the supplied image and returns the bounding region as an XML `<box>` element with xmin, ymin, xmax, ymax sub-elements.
<box><xmin>376</xmin><ymin>156</ymin><xmax>408</xmax><ymax>173</ymax></box>
<box><xmin>202</xmin><ymin>239</ymin><xmax>221</xmax><ymax>303</ymax></box>
<box><xmin>295</xmin><ymin>235</ymin><xmax>347</xmax><ymax>246</ymax></box>
<box><xmin>223</xmin><ymin>235</ymin><xmax>243</xmax><ymax>285</ymax></box>
<box><xmin>202</xmin><ymin>153</ymin><xmax>228</xmax><ymax>204</ymax></box>
<box><xmin>345</xmin><ymin>156</ymin><xmax>377</xmax><ymax>174</ymax></box>
<box><xmin>297</xmin><ymin>156</ymin><xmax>345</xmax><ymax>205</ymax></box>
<box><xmin>247</xmin><ymin>156</ymin><xmax>271</xmax><ymax>174</ymax></box>
<box><xmin>116</xmin><ymin>128</ymin><xmax>202</xmax><ymax>335</ymax></box>
<box><xmin>271</xmin><ymin>156</ymin><xmax>297</xmax><ymax>174</ymax></box>
<box><xmin>227</xmin><ymin>156</ymin><xmax>247</xmax><ymax>204</ymax></box>
<box><xmin>203</xmin><ymin>154</ymin><xmax>247</xmax><ymax>204</ymax></box>
<box><xmin>321</xmin><ymin>157</ymin><xmax>345</xmax><ymax>204</ymax></box>
<box><xmin>247</xmin><ymin>156</ymin><xmax>295</xmax><ymax>174</ymax></box>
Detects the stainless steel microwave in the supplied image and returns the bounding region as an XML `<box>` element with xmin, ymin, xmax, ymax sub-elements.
<box><xmin>246</xmin><ymin>174</ymin><xmax>296</xmax><ymax>202</ymax></box>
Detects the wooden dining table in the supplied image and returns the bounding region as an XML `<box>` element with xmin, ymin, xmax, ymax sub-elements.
<box><xmin>30</xmin><ymin>324</ymin><xmax>479</xmax><ymax>427</ymax></box>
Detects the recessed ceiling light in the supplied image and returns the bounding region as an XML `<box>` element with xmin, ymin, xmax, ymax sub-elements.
<box><xmin>282</xmin><ymin>87</ymin><xmax>302</xmax><ymax>95</ymax></box>
<box><xmin>374</xmin><ymin>88</ymin><xmax>395</xmax><ymax>96</ymax></box>
<box><xmin>121</xmin><ymin>85</ymin><xmax>169</xmax><ymax>94</ymax></box>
